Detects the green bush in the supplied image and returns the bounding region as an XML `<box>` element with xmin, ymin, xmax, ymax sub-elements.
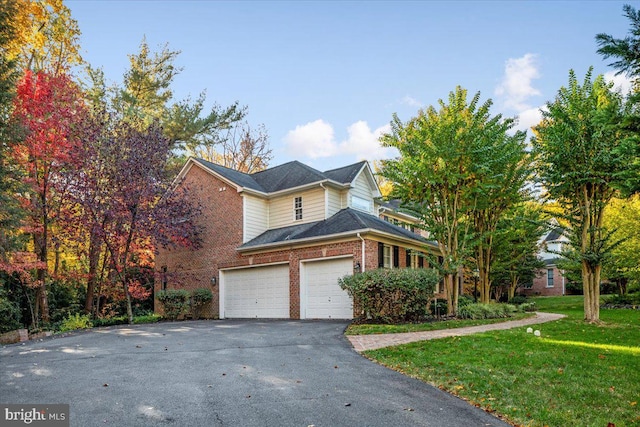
<box><xmin>190</xmin><ymin>288</ymin><xmax>213</xmax><ymax>319</ymax></box>
<box><xmin>430</xmin><ymin>298</ymin><xmax>448</xmax><ymax>316</ymax></box>
<box><xmin>133</xmin><ymin>314</ymin><xmax>162</xmax><ymax>324</ymax></box>
<box><xmin>0</xmin><ymin>290</ymin><xmax>22</xmax><ymax>333</ymax></box>
<box><xmin>602</xmin><ymin>293</ymin><xmax>640</xmax><ymax>306</ymax></box>
<box><xmin>519</xmin><ymin>301</ymin><xmax>537</xmax><ymax>312</ymax></box>
<box><xmin>58</xmin><ymin>313</ymin><xmax>93</xmax><ymax>332</ymax></box>
<box><xmin>458</xmin><ymin>303</ymin><xmax>518</xmax><ymax>320</ymax></box>
<box><xmin>92</xmin><ymin>316</ymin><xmax>128</xmax><ymax>327</ymax></box>
<box><xmin>458</xmin><ymin>295</ymin><xmax>474</xmax><ymax>308</ymax></box>
<box><xmin>508</xmin><ymin>295</ymin><xmax>528</xmax><ymax>305</ymax></box>
<box><xmin>339</xmin><ymin>268</ymin><xmax>439</xmax><ymax>323</ymax></box>
<box><xmin>156</xmin><ymin>289</ymin><xmax>190</xmax><ymax>320</ymax></box>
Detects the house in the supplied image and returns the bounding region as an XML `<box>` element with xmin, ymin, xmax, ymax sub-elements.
<box><xmin>155</xmin><ymin>157</ymin><xmax>439</xmax><ymax>319</ymax></box>
<box><xmin>521</xmin><ymin>227</ymin><xmax>569</xmax><ymax>296</ymax></box>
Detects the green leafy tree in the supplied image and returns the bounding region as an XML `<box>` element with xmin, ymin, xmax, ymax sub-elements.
<box><xmin>0</xmin><ymin>0</ymin><xmax>24</xmax><ymax>260</ymax></box>
<box><xmin>596</xmin><ymin>4</ymin><xmax>640</xmax><ymax>87</ymax></box>
<box><xmin>531</xmin><ymin>69</ymin><xmax>634</xmax><ymax>322</ymax></box>
<box><xmin>602</xmin><ymin>196</ymin><xmax>640</xmax><ymax>294</ymax></box>
<box><xmin>381</xmin><ymin>87</ymin><xmax>520</xmax><ymax>314</ymax></box>
<box><xmin>468</xmin><ymin>121</ymin><xmax>530</xmax><ymax>303</ymax></box>
<box><xmin>490</xmin><ymin>203</ymin><xmax>547</xmax><ymax>300</ymax></box>
<box><xmin>112</xmin><ymin>38</ymin><xmax>246</xmax><ymax>152</ymax></box>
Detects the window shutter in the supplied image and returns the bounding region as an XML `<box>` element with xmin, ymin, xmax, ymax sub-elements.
<box><xmin>418</xmin><ymin>255</ymin><xmax>424</xmax><ymax>268</ymax></box>
<box><xmin>378</xmin><ymin>242</ymin><xmax>384</xmax><ymax>268</ymax></box>
<box><xmin>393</xmin><ymin>246</ymin><xmax>399</xmax><ymax>268</ymax></box>
<box><xmin>405</xmin><ymin>249</ymin><xmax>411</xmax><ymax>268</ymax></box>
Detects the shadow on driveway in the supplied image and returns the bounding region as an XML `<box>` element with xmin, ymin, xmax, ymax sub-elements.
<box><xmin>1</xmin><ymin>320</ymin><xmax>509</xmax><ymax>427</ymax></box>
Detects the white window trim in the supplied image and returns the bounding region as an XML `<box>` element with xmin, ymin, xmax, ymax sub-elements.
<box><xmin>294</xmin><ymin>196</ymin><xmax>303</xmax><ymax>221</ymax></box>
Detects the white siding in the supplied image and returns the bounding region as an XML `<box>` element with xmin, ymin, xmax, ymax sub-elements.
<box><xmin>349</xmin><ymin>173</ymin><xmax>375</xmax><ymax>213</ymax></box>
<box><xmin>244</xmin><ymin>195</ymin><xmax>269</xmax><ymax>242</ymax></box>
<box><xmin>269</xmin><ymin>188</ymin><xmax>325</xmax><ymax>228</ymax></box>
<box><xmin>327</xmin><ymin>188</ymin><xmax>343</xmax><ymax>217</ymax></box>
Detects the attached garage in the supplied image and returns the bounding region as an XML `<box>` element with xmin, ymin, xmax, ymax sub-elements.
<box><xmin>301</xmin><ymin>257</ymin><xmax>354</xmax><ymax>319</ymax></box>
<box><xmin>220</xmin><ymin>263</ymin><xmax>290</xmax><ymax>318</ymax></box>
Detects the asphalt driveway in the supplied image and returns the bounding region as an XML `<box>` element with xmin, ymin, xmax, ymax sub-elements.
<box><xmin>1</xmin><ymin>320</ymin><xmax>509</xmax><ymax>427</ymax></box>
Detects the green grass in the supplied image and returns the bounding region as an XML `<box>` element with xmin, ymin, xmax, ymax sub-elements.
<box><xmin>346</xmin><ymin>312</ymin><xmax>533</xmax><ymax>335</ymax></box>
<box><xmin>363</xmin><ymin>296</ymin><xmax>640</xmax><ymax>427</ymax></box>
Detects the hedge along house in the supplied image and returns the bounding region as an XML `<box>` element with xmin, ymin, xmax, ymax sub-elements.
<box><xmin>155</xmin><ymin>157</ymin><xmax>439</xmax><ymax>319</ymax></box>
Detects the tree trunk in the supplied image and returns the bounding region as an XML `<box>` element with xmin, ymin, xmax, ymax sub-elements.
<box><xmin>84</xmin><ymin>229</ymin><xmax>101</xmax><ymax>314</ymax></box>
<box><xmin>33</xmin><ymin>230</ymin><xmax>49</xmax><ymax>323</ymax></box>
<box><xmin>445</xmin><ymin>273</ymin><xmax>455</xmax><ymax>315</ymax></box>
<box><xmin>508</xmin><ymin>276</ymin><xmax>518</xmax><ymax>301</ymax></box>
<box><xmin>583</xmin><ymin>261</ymin><xmax>601</xmax><ymax>322</ymax></box>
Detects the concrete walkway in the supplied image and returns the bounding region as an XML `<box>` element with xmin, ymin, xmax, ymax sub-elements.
<box><xmin>347</xmin><ymin>312</ymin><xmax>566</xmax><ymax>352</ymax></box>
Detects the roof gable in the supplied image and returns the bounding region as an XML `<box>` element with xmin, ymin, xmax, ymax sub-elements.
<box><xmin>188</xmin><ymin>157</ymin><xmax>380</xmax><ymax>195</ymax></box>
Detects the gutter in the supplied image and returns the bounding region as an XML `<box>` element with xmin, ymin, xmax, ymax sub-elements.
<box><xmin>237</xmin><ymin>228</ymin><xmax>437</xmax><ymax>254</ymax></box>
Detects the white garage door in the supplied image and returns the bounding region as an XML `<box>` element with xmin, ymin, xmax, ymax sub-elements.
<box><xmin>221</xmin><ymin>264</ymin><xmax>290</xmax><ymax>318</ymax></box>
<box><xmin>302</xmin><ymin>257</ymin><xmax>354</xmax><ymax>319</ymax></box>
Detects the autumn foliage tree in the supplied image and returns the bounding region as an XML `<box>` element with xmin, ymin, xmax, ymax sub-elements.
<box><xmin>66</xmin><ymin>117</ymin><xmax>202</xmax><ymax>323</ymax></box>
<box><xmin>11</xmin><ymin>69</ymin><xmax>86</xmax><ymax>323</ymax></box>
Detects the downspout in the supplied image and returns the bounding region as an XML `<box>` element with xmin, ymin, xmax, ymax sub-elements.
<box><xmin>357</xmin><ymin>233</ymin><xmax>366</xmax><ymax>272</ymax></box>
<box><xmin>320</xmin><ymin>182</ymin><xmax>328</xmax><ymax>218</ymax></box>
<box><xmin>562</xmin><ymin>270</ymin><xmax>565</xmax><ymax>296</ymax></box>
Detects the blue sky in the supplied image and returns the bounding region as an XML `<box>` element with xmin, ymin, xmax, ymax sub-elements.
<box><xmin>68</xmin><ymin>1</ymin><xmax>633</xmax><ymax>171</ymax></box>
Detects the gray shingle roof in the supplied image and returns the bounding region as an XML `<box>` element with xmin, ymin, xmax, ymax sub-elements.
<box><xmin>546</xmin><ymin>228</ymin><xmax>564</xmax><ymax>242</ymax></box>
<box><xmin>323</xmin><ymin>161</ymin><xmax>367</xmax><ymax>184</ymax></box>
<box><xmin>239</xmin><ymin>208</ymin><xmax>432</xmax><ymax>250</ymax></box>
<box><xmin>192</xmin><ymin>158</ymin><xmax>368</xmax><ymax>193</ymax></box>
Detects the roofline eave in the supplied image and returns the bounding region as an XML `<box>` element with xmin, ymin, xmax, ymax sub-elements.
<box><xmin>237</xmin><ymin>228</ymin><xmax>436</xmax><ymax>254</ymax></box>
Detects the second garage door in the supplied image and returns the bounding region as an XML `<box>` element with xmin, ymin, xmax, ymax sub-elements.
<box><xmin>221</xmin><ymin>264</ymin><xmax>290</xmax><ymax>318</ymax></box>
<box><xmin>301</xmin><ymin>257</ymin><xmax>354</xmax><ymax>319</ymax></box>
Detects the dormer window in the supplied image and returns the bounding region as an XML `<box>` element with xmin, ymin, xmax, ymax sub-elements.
<box><xmin>294</xmin><ymin>196</ymin><xmax>303</xmax><ymax>220</ymax></box>
<box><xmin>351</xmin><ymin>195</ymin><xmax>372</xmax><ymax>213</ymax></box>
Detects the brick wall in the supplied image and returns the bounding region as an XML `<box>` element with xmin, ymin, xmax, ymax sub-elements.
<box><xmin>521</xmin><ymin>265</ymin><xmax>566</xmax><ymax>297</ymax></box>
<box><xmin>155</xmin><ymin>163</ymin><xmax>244</xmax><ymax>318</ymax></box>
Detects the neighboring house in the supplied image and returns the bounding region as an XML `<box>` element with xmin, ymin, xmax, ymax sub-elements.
<box><xmin>521</xmin><ymin>226</ymin><xmax>570</xmax><ymax>296</ymax></box>
<box><xmin>156</xmin><ymin>157</ymin><xmax>439</xmax><ymax>320</ymax></box>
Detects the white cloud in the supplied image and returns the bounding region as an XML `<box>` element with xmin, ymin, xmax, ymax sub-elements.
<box><xmin>513</xmin><ymin>106</ymin><xmax>545</xmax><ymax>134</ymax></box>
<box><xmin>604</xmin><ymin>71</ymin><xmax>633</xmax><ymax>95</ymax></box>
<box><xmin>495</xmin><ymin>53</ymin><xmax>541</xmax><ymax>111</ymax></box>
<box><xmin>338</xmin><ymin>121</ymin><xmax>397</xmax><ymax>161</ymax></box>
<box><xmin>401</xmin><ymin>95</ymin><xmax>423</xmax><ymax>108</ymax></box>
<box><xmin>283</xmin><ymin>120</ymin><xmax>397</xmax><ymax>162</ymax></box>
<box><xmin>283</xmin><ymin>119</ymin><xmax>338</xmax><ymax>159</ymax></box>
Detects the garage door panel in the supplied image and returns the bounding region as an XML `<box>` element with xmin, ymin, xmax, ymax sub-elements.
<box><xmin>303</xmin><ymin>258</ymin><xmax>353</xmax><ymax>319</ymax></box>
<box><xmin>223</xmin><ymin>264</ymin><xmax>290</xmax><ymax>318</ymax></box>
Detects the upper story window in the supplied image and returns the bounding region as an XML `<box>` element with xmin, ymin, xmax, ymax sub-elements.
<box><xmin>294</xmin><ymin>196</ymin><xmax>303</xmax><ymax>220</ymax></box>
<box><xmin>351</xmin><ymin>195</ymin><xmax>372</xmax><ymax>213</ymax></box>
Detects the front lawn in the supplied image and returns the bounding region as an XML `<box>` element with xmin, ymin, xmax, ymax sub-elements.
<box><xmin>363</xmin><ymin>296</ymin><xmax>640</xmax><ymax>427</ymax></box>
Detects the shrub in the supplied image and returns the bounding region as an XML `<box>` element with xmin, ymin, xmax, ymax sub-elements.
<box><xmin>0</xmin><ymin>290</ymin><xmax>22</xmax><ymax>333</ymax></box>
<box><xmin>458</xmin><ymin>294</ymin><xmax>474</xmax><ymax>308</ymax></box>
<box><xmin>58</xmin><ymin>313</ymin><xmax>93</xmax><ymax>332</ymax></box>
<box><xmin>190</xmin><ymin>288</ymin><xmax>213</xmax><ymax>319</ymax></box>
<box><xmin>430</xmin><ymin>298</ymin><xmax>448</xmax><ymax>316</ymax></box>
<box><xmin>508</xmin><ymin>295</ymin><xmax>528</xmax><ymax>305</ymax></box>
<box><xmin>519</xmin><ymin>301</ymin><xmax>537</xmax><ymax>312</ymax></box>
<box><xmin>339</xmin><ymin>268</ymin><xmax>439</xmax><ymax>323</ymax></box>
<box><xmin>458</xmin><ymin>303</ymin><xmax>518</xmax><ymax>320</ymax></box>
<box><xmin>133</xmin><ymin>314</ymin><xmax>162</xmax><ymax>324</ymax></box>
<box><xmin>92</xmin><ymin>316</ymin><xmax>128</xmax><ymax>327</ymax></box>
<box><xmin>156</xmin><ymin>289</ymin><xmax>190</xmax><ymax>320</ymax></box>
<box><xmin>602</xmin><ymin>293</ymin><xmax>640</xmax><ymax>307</ymax></box>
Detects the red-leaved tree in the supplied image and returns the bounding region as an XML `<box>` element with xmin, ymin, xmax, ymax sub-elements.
<box><xmin>11</xmin><ymin>70</ymin><xmax>86</xmax><ymax>324</ymax></box>
<box><xmin>66</xmin><ymin>116</ymin><xmax>202</xmax><ymax>322</ymax></box>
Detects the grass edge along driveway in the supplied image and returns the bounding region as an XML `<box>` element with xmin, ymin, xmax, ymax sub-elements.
<box><xmin>359</xmin><ymin>296</ymin><xmax>640</xmax><ymax>427</ymax></box>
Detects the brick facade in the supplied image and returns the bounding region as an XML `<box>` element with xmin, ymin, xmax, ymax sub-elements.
<box><xmin>156</xmin><ymin>162</ymin><xmax>439</xmax><ymax>319</ymax></box>
<box><xmin>520</xmin><ymin>264</ymin><xmax>566</xmax><ymax>297</ymax></box>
